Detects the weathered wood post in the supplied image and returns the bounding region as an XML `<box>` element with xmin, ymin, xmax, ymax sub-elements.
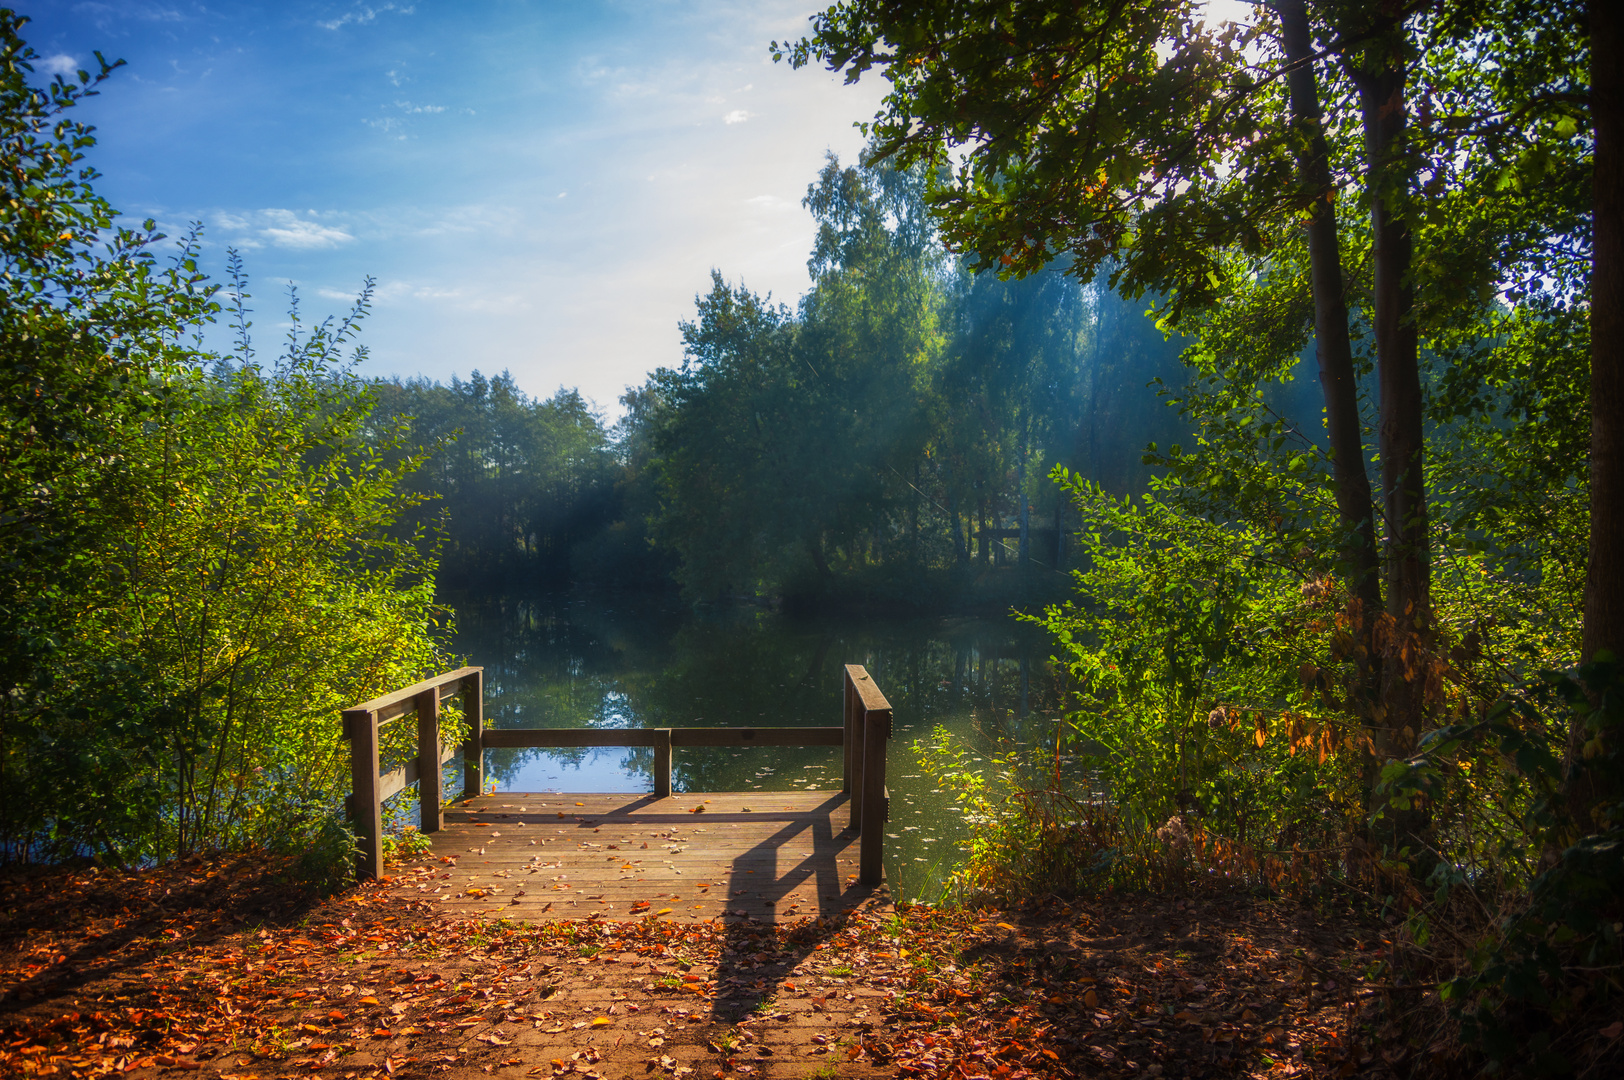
<box><xmin>844</xmin><ymin>664</ymin><xmax>892</xmax><ymax>884</ymax></box>
<box><xmin>859</xmin><ymin>701</ymin><xmax>890</xmax><ymax>887</ymax></box>
<box><xmin>843</xmin><ymin>672</ymin><xmax>857</xmax><ymax>793</ymax></box>
<box><xmin>416</xmin><ymin>686</ymin><xmax>443</xmax><ymax>832</ymax></box>
<box><xmin>462</xmin><ymin>669</ymin><xmax>484</xmax><ymax>800</ymax></box>
<box><xmin>344</xmin><ymin>707</ymin><xmax>383</xmax><ymax>881</ymax></box>
<box><xmin>846</xmin><ymin>666</ymin><xmax>867</xmax><ymax>831</ymax></box>
<box><xmin>654</xmin><ymin>728</ymin><xmax>672</xmax><ymax>797</ymax></box>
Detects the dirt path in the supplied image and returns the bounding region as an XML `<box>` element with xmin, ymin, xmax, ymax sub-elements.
<box><xmin>2</xmin><ymin>853</ymin><xmax>1398</xmax><ymax>1080</ymax></box>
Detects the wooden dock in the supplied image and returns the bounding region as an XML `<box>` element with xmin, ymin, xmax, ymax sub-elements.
<box><xmin>414</xmin><ymin>791</ymin><xmax>886</xmax><ymax>922</ymax></box>
<box><xmin>344</xmin><ymin>665</ymin><xmax>896</xmax><ymax>917</ymax></box>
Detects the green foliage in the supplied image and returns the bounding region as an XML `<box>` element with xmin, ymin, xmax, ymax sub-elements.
<box><xmin>382</xmin><ymin>824</ymin><xmax>433</xmax><ymax>864</ymax></box>
<box><xmin>1375</xmin><ymin>658</ymin><xmax>1623</xmax><ymax>1074</ymax></box>
<box><xmin>635</xmin><ymin>151</ymin><xmax>1189</xmax><ymax>602</ymax></box>
<box><xmin>1032</xmin><ymin>473</ymin><xmax>1365</xmax><ymax>850</ymax></box>
<box><xmin>0</xmin><ymin>19</ymin><xmax>453</xmax><ymax>865</ymax></box>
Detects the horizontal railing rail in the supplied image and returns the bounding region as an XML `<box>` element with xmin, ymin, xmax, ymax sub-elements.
<box><xmin>342</xmin><ymin>664</ymin><xmax>890</xmax><ymax>887</ymax></box>
<box><xmin>479</xmin><ymin>727</ymin><xmax>844</xmax><ymax>748</ymax></box>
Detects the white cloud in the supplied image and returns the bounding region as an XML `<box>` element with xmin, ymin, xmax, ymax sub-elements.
<box><xmin>318</xmin><ymin>2</ymin><xmax>416</xmax><ymax>31</ymax></box>
<box><xmin>360</xmin><ymin>279</ymin><xmax>530</xmax><ymax>314</ymax></box>
<box><xmin>722</xmin><ymin>109</ymin><xmax>753</xmax><ymax>125</ymax></box>
<box><xmin>39</xmin><ymin>54</ymin><xmax>79</xmax><ymax>77</ymax></box>
<box><xmin>214</xmin><ymin>209</ymin><xmax>354</xmax><ymax>250</ymax></box>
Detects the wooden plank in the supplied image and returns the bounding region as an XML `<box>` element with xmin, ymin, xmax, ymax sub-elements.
<box><xmin>653</xmin><ymin>728</ymin><xmax>671</xmax><ymax>798</ymax></box>
<box><xmin>848</xmin><ymin>692</ymin><xmax>866</xmax><ymax>832</ymax></box>
<box><xmin>668</xmin><ymin>727</ymin><xmax>843</xmax><ymax>747</ymax></box>
<box><xmin>479</xmin><ymin>727</ymin><xmax>843</xmax><ymax>749</ymax></box>
<box><xmin>843</xmin><ymin>674</ymin><xmax>856</xmax><ymax>792</ymax></box>
<box><xmin>416</xmin><ymin>686</ymin><xmax>443</xmax><ymax>832</ymax></box>
<box><xmin>481</xmin><ymin>728</ymin><xmax>657</xmax><ymax>749</ymax></box>
<box><xmin>401</xmin><ymin>791</ymin><xmax>886</xmax><ymax>922</ymax></box>
<box><xmin>344</xmin><ymin>708</ymin><xmax>382</xmax><ymax>881</ymax></box>
<box><xmin>845</xmin><ymin>664</ymin><xmax>891</xmax><ymax>714</ymax></box>
<box><xmin>378</xmin><ymin>741</ymin><xmax>461</xmax><ymax>804</ymax></box>
<box><xmin>462</xmin><ymin>670</ymin><xmax>483</xmax><ymax>799</ymax></box>
<box><xmin>859</xmin><ymin>709</ymin><xmax>890</xmax><ymax>886</ymax></box>
<box><xmin>345</xmin><ymin>666</ymin><xmax>481</xmax><ymax>726</ymax></box>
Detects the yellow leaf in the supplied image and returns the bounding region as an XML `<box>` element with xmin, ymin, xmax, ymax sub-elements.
<box><xmin>358</xmin><ymin>996</ymin><xmax>380</xmax><ymax>1005</ymax></box>
<box><xmin>591</xmin><ymin>1017</ymin><xmax>611</xmax><ymax>1027</ymax></box>
<box><xmin>654</xmin><ymin>908</ymin><xmax>673</xmax><ymax>916</ymax></box>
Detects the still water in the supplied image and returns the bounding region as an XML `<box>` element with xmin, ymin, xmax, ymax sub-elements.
<box><xmin>449</xmin><ymin>592</ymin><xmax>1066</xmax><ymax>903</ymax></box>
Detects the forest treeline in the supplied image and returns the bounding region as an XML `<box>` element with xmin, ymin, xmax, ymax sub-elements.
<box><xmin>369</xmin><ymin>156</ymin><xmax>1197</xmax><ymax>605</ymax></box>
<box><xmin>0</xmin><ymin>9</ymin><xmax>1192</xmax><ymax>867</ymax></box>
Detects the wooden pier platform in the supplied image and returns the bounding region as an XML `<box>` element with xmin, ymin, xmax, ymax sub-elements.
<box><xmin>413</xmin><ymin>791</ymin><xmax>890</xmax><ymax>922</ymax></box>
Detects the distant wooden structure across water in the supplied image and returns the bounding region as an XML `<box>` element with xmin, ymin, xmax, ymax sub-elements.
<box><xmin>341</xmin><ymin>665</ymin><xmax>894</xmax><ymax>922</ymax></box>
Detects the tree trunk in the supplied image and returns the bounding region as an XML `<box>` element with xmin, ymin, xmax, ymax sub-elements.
<box><xmin>1353</xmin><ymin>14</ymin><xmax>1432</xmax><ymax>862</ymax></box>
<box><xmin>1280</xmin><ymin>0</ymin><xmax>1382</xmax><ymax>622</ymax></box>
<box><xmin>1576</xmin><ymin>0</ymin><xmax>1623</xmax><ymax>830</ymax></box>
<box><xmin>809</xmin><ymin>534</ymin><xmax>831</xmax><ymax>579</ymax></box>
<box><xmin>950</xmin><ymin>488</ymin><xmax>967</xmax><ymax>565</ymax></box>
<box><xmin>1281</xmin><ymin>0</ymin><xmax>1386</xmax><ymax>815</ymax></box>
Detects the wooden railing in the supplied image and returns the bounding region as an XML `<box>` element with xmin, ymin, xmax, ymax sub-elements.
<box><xmin>342</xmin><ymin>663</ymin><xmax>892</xmax><ymax>886</ymax></box>
<box><xmin>342</xmin><ymin>666</ymin><xmax>484</xmax><ymax>881</ymax></box>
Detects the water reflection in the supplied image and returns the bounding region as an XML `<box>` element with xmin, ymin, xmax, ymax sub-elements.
<box><xmin>449</xmin><ymin>592</ymin><xmax>1065</xmax><ymax>901</ymax></box>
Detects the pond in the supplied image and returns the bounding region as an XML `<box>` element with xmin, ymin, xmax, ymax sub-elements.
<box><xmin>447</xmin><ymin>591</ymin><xmax>1069</xmax><ymax>903</ymax></box>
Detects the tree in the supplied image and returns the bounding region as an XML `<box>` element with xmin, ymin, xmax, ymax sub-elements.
<box><xmin>0</xmin><ymin>15</ymin><xmax>451</xmax><ymax>863</ymax></box>
<box><xmin>1578</xmin><ymin>0</ymin><xmax>1621</xmax><ymax>829</ymax></box>
<box><xmin>779</xmin><ymin>0</ymin><xmax>1596</xmax><ymax>849</ymax></box>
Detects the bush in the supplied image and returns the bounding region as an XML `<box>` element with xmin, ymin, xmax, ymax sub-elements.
<box><xmin>0</xmin><ymin>21</ymin><xmax>457</xmax><ymax>866</ymax></box>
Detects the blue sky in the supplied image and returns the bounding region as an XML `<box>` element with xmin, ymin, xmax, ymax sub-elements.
<box><xmin>23</xmin><ymin>1</ymin><xmax>886</xmax><ymax>413</ymax></box>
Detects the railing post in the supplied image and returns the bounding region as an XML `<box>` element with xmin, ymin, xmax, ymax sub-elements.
<box><xmin>462</xmin><ymin>669</ymin><xmax>483</xmax><ymax>800</ymax></box>
<box><xmin>848</xmin><ymin>702</ymin><xmax>866</xmax><ymax>833</ymax></box>
<box><xmin>654</xmin><ymin>728</ymin><xmax>672</xmax><ymax>797</ymax></box>
<box><xmin>859</xmin><ymin>705</ymin><xmax>890</xmax><ymax>886</ymax></box>
<box><xmin>344</xmin><ymin>707</ymin><xmax>383</xmax><ymax>881</ymax></box>
<box><xmin>842</xmin><ymin>672</ymin><xmax>856</xmax><ymax>794</ymax></box>
<box><xmin>416</xmin><ymin>686</ymin><xmax>442</xmax><ymax>832</ymax></box>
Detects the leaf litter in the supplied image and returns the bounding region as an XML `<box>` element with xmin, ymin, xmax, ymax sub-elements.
<box><xmin>1</xmin><ymin>853</ymin><xmax>1397</xmax><ymax>1078</ymax></box>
